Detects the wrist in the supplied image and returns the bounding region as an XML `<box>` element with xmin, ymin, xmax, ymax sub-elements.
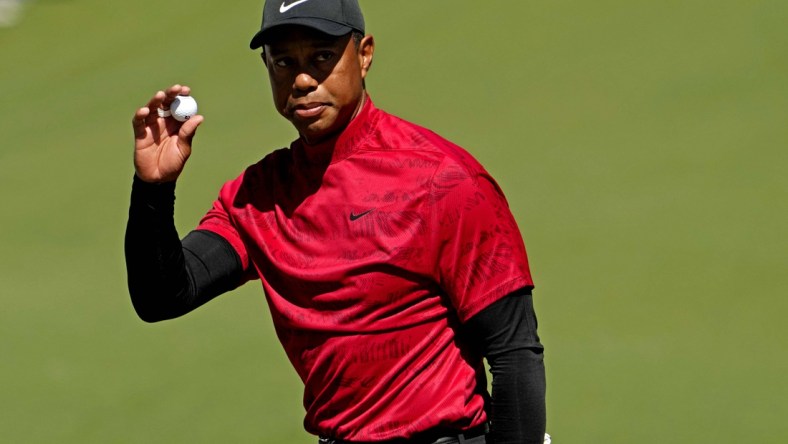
<box><xmin>133</xmin><ymin>173</ymin><xmax>176</xmax><ymax>188</ymax></box>
<box><xmin>131</xmin><ymin>174</ymin><xmax>177</xmax><ymax>211</ymax></box>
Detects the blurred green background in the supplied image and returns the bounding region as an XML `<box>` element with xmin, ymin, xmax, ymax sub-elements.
<box><xmin>1</xmin><ymin>0</ymin><xmax>786</xmax><ymax>442</ymax></box>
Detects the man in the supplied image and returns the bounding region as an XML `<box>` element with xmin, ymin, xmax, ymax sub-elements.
<box><xmin>126</xmin><ymin>1</ymin><xmax>546</xmax><ymax>443</ymax></box>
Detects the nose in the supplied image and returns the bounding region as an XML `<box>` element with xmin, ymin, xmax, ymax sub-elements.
<box><xmin>293</xmin><ymin>72</ymin><xmax>318</xmax><ymax>92</ymax></box>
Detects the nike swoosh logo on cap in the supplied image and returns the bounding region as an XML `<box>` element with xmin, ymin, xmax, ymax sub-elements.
<box><xmin>280</xmin><ymin>0</ymin><xmax>311</xmax><ymax>13</ymax></box>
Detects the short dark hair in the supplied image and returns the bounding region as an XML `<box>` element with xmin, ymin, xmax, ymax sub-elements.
<box><xmin>351</xmin><ymin>31</ymin><xmax>364</xmax><ymax>48</ymax></box>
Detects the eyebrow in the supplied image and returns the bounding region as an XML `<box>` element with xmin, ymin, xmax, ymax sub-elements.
<box><xmin>266</xmin><ymin>38</ymin><xmax>344</xmax><ymax>56</ymax></box>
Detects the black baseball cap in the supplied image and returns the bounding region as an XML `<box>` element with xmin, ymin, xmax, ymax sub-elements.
<box><xmin>249</xmin><ymin>0</ymin><xmax>365</xmax><ymax>49</ymax></box>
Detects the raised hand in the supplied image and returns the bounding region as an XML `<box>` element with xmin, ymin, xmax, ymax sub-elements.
<box><xmin>131</xmin><ymin>84</ymin><xmax>204</xmax><ymax>183</ymax></box>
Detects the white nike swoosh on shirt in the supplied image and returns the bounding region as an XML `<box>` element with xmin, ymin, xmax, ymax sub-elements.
<box><xmin>280</xmin><ymin>0</ymin><xmax>311</xmax><ymax>13</ymax></box>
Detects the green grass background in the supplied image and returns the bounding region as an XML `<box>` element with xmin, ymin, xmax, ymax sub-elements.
<box><xmin>1</xmin><ymin>0</ymin><xmax>786</xmax><ymax>442</ymax></box>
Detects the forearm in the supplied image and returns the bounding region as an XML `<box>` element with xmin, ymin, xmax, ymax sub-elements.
<box><xmin>465</xmin><ymin>289</ymin><xmax>546</xmax><ymax>443</ymax></box>
<box><xmin>488</xmin><ymin>345</ymin><xmax>546</xmax><ymax>443</ymax></box>
<box><xmin>124</xmin><ymin>176</ymin><xmax>241</xmax><ymax>322</ymax></box>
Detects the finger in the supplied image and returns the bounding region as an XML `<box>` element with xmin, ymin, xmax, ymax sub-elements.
<box><xmin>145</xmin><ymin>90</ymin><xmax>167</xmax><ymax>119</ymax></box>
<box><xmin>162</xmin><ymin>84</ymin><xmax>185</xmax><ymax>108</ymax></box>
<box><xmin>164</xmin><ymin>84</ymin><xmax>183</xmax><ymax>96</ymax></box>
<box><xmin>145</xmin><ymin>90</ymin><xmax>166</xmax><ymax>108</ymax></box>
<box><xmin>132</xmin><ymin>107</ymin><xmax>151</xmax><ymax>138</ymax></box>
<box><xmin>178</xmin><ymin>114</ymin><xmax>204</xmax><ymax>144</ymax></box>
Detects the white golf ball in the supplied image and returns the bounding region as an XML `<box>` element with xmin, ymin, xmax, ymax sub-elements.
<box><xmin>170</xmin><ymin>95</ymin><xmax>198</xmax><ymax>122</ymax></box>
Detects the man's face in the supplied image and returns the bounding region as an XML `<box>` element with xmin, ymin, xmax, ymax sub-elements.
<box><xmin>263</xmin><ymin>26</ymin><xmax>373</xmax><ymax>144</ymax></box>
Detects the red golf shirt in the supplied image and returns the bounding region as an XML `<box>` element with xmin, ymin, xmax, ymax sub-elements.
<box><xmin>197</xmin><ymin>97</ymin><xmax>533</xmax><ymax>441</ymax></box>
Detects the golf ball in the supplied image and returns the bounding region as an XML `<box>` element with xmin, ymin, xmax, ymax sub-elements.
<box><xmin>170</xmin><ymin>95</ymin><xmax>198</xmax><ymax>122</ymax></box>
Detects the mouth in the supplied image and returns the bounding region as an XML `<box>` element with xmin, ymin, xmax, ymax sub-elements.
<box><xmin>292</xmin><ymin>102</ymin><xmax>328</xmax><ymax>119</ymax></box>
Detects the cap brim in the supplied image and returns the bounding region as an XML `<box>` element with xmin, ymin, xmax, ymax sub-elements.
<box><xmin>249</xmin><ymin>18</ymin><xmax>354</xmax><ymax>49</ymax></box>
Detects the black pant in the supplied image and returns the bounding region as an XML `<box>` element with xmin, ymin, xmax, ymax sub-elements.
<box><xmin>318</xmin><ymin>425</ymin><xmax>488</xmax><ymax>444</ymax></box>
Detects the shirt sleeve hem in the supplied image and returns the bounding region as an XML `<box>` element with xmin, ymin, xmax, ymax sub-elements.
<box><xmin>195</xmin><ymin>226</ymin><xmax>250</xmax><ymax>271</ymax></box>
<box><xmin>457</xmin><ymin>276</ymin><xmax>534</xmax><ymax>323</ymax></box>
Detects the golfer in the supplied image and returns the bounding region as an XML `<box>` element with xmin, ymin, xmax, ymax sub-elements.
<box><xmin>126</xmin><ymin>1</ymin><xmax>546</xmax><ymax>442</ymax></box>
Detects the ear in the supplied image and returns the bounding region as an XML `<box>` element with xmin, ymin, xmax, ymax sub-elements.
<box><xmin>358</xmin><ymin>35</ymin><xmax>375</xmax><ymax>79</ymax></box>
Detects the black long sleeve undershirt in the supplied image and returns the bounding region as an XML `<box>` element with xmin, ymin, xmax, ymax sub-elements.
<box><xmin>125</xmin><ymin>176</ymin><xmax>242</xmax><ymax>322</ymax></box>
<box><xmin>124</xmin><ymin>176</ymin><xmax>546</xmax><ymax>442</ymax></box>
<box><xmin>465</xmin><ymin>289</ymin><xmax>547</xmax><ymax>444</ymax></box>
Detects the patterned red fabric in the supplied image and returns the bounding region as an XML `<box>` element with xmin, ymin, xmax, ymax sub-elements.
<box><xmin>197</xmin><ymin>97</ymin><xmax>533</xmax><ymax>441</ymax></box>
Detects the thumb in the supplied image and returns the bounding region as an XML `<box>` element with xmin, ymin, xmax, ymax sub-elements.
<box><xmin>178</xmin><ymin>114</ymin><xmax>204</xmax><ymax>145</ymax></box>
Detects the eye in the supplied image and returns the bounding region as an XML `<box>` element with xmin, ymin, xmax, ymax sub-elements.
<box><xmin>314</xmin><ymin>51</ymin><xmax>334</xmax><ymax>63</ymax></box>
<box><xmin>274</xmin><ymin>57</ymin><xmax>293</xmax><ymax>68</ymax></box>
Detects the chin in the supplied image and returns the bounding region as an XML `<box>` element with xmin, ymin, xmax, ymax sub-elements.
<box><xmin>299</xmin><ymin>120</ymin><xmax>338</xmax><ymax>143</ymax></box>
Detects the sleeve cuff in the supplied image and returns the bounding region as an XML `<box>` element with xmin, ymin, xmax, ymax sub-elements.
<box><xmin>131</xmin><ymin>174</ymin><xmax>177</xmax><ymax>212</ymax></box>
